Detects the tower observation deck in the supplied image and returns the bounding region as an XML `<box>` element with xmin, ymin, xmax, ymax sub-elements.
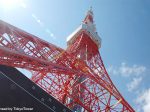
<box><xmin>0</xmin><ymin>8</ymin><xmax>134</xmax><ymax>112</ymax></box>
<box><xmin>67</xmin><ymin>8</ymin><xmax>101</xmax><ymax>49</ymax></box>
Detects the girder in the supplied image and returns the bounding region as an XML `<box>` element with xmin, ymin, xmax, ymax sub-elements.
<box><xmin>0</xmin><ymin>19</ymin><xmax>134</xmax><ymax>112</ymax></box>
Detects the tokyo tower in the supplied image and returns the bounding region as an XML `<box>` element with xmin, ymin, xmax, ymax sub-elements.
<box><xmin>0</xmin><ymin>8</ymin><xmax>135</xmax><ymax>112</ymax></box>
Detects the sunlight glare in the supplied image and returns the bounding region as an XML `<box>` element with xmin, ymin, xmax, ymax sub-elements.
<box><xmin>0</xmin><ymin>0</ymin><xmax>22</xmax><ymax>10</ymax></box>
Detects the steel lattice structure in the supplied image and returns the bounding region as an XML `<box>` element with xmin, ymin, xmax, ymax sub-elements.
<box><xmin>0</xmin><ymin>9</ymin><xmax>134</xmax><ymax>112</ymax></box>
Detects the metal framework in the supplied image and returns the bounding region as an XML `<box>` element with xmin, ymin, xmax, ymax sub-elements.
<box><xmin>0</xmin><ymin>9</ymin><xmax>134</xmax><ymax>112</ymax></box>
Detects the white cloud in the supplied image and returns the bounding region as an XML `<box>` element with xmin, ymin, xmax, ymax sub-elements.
<box><xmin>107</xmin><ymin>62</ymin><xmax>146</xmax><ymax>77</ymax></box>
<box><xmin>127</xmin><ymin>77</ymin><xmax>142</xmax><ymax>92</ymax></box>
<box><xmin>135</xmin><ymin>88</ymin><xmax>150</xmax><ymax>112</ymax></box>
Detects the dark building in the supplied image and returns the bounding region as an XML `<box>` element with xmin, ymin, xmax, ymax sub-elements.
<box><xmin>0</xmin><ymin>65</ymin><xmax>72</xmax><ymax>112</ymax></box>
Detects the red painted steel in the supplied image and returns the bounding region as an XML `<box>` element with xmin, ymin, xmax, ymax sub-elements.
<box><xmin>0</xmin><ymin>10</ymin><xmax>135</xmax><ymax>112</ymax></box>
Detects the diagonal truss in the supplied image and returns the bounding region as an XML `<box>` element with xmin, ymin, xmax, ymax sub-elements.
<box><xmin>0</xmin><ymin>17</ymin><xmax>134</xmax><ymax>112</ymax></box>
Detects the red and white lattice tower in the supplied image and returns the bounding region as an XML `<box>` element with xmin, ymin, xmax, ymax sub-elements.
<box><xmin>0</xmin><ymin>8</ymin><xmax>134</xmax><ymax>112</ymax></box>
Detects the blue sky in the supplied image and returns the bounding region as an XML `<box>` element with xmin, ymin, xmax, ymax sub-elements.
<box><xmin>0</xmin><ymin>0</ymin><xmax>150</xmax><ymax>111</ymax></box>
